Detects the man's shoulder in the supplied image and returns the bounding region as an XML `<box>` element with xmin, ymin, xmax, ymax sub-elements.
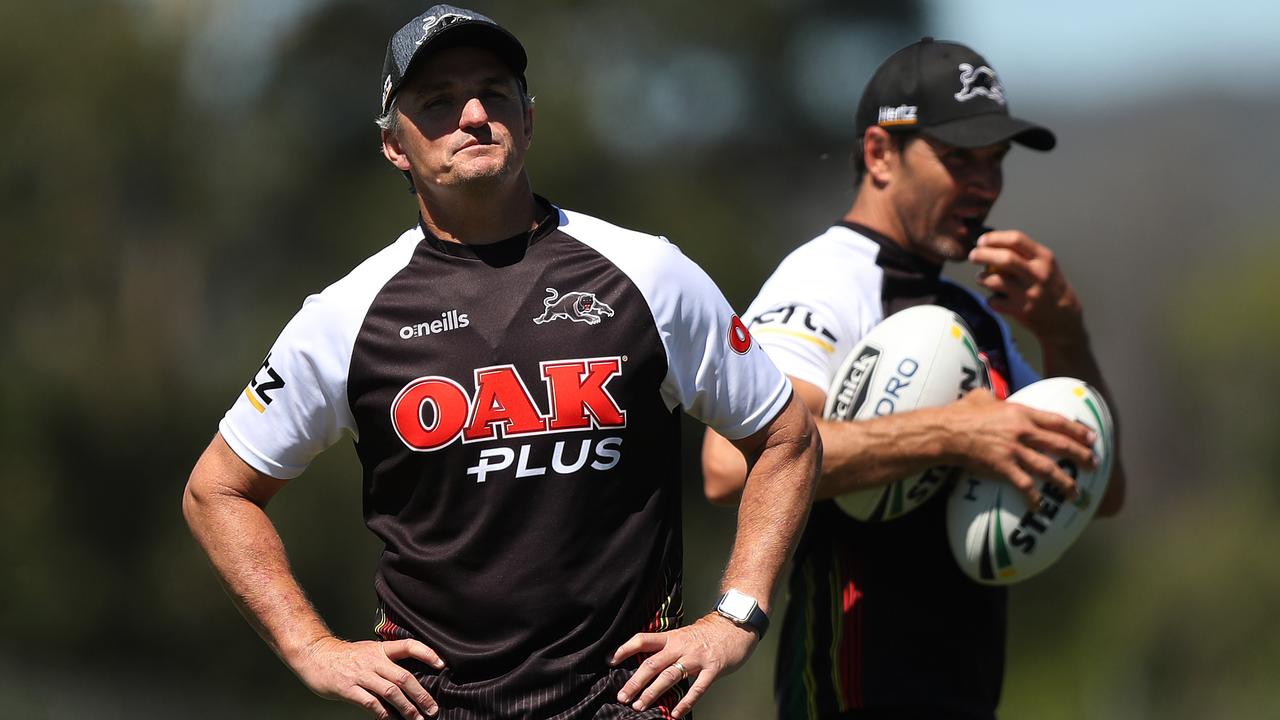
<box><xmin>753</xmin><ymin>225</ymin><xmax>884</xmax><ymax>308</ymax></box>
<box><xmin>776</xmin><ymin>224</ymin><xmax>882</xmax><ymax>275</ymax></box>
<box><xmin>553</xmin><ymin>206</ymin><xmax>698</xmax><ymax>282</ymax></box>
<box><xmin>556</xmin><ymin>207</ymin><xmax>676</xmax><ymax>253</ymax></box>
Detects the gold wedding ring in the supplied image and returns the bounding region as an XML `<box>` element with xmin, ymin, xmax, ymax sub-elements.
<box><xmin>670</xmin><ymin>660</ymin><xmax>688</xmax><ymax>681</ymax></box>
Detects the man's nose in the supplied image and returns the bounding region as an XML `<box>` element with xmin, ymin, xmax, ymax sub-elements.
<box><xmin>459</xmin><ymin>97</ymin><xmax>489</xmax><ymax>128</ymax></box>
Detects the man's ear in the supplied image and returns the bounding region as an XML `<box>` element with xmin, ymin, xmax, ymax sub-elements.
<box><xmin>523</xmin><ymin>101</ymin><xmax>535</xmax><ymax>144</ymax></box>
<box><xmin>863</xmin><ymin>126</ymin><xmax>897</xmax><ymax>186</ymax></box>
<box><xmin>381</xmin><ymin>125</ymin><xmax>412</xmax><ymax>172</ymax></box>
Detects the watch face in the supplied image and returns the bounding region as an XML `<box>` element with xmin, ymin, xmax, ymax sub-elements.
<box><xmin>719</xmin><ymin>590</ymin><xmax>756</xmax><ymax>621</ymax></box>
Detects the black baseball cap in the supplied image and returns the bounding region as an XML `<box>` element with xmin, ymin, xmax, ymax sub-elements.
<box><xmin>380</xmin><ymin>4</ymin><xmax>527</xmax><ymax>115</ymax></box>
<box><xmin>855</xmin><ymin>38</ymin><xmax>1055</xmax><ymax>152</ymax></box>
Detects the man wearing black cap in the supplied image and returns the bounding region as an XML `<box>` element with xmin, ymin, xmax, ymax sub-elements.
<box><xmin>702</xmin><ymin>39</ymin><xmax>1125</xmax><ymax>718</ymax></box>
<box><xmin>184</xmin><ymin>5</ymin><xmax>820</xmax><ymax>720</ymax></box>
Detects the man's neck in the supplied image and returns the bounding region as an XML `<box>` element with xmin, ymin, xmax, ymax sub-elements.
<box><xmin>842</xmin><ymin>184</ymin><xmax>907</xmax><ymax>251</ymax></box>
<box><xmin>417</xmin><ymin>173</ymin><xmax>539</xmax><ymax>245</ymax></box>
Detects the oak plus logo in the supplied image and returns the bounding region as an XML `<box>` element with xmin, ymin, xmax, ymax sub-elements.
<box><xmin>533</xmin><ymin>288</ymin><xmax>614</xmax><ymax>326</ymax></box>
<box><xmin>243</xmin><ymin>352</ymin><xmax>285</xmax><ymax>413</ymax></box>
<box><xmin>954</xmin><ymin>63</ymin><xmax>1006</xmax><ymax>105</ymax></box>
<box><xmin>391</xmin><ymin>357</ymin><xmax>628</xmax><ymax>482</ymax></box>
<box><xmin>400</xmin><ymin>310</ymin><xmax>469</xmax><ymax>340</ymax></box>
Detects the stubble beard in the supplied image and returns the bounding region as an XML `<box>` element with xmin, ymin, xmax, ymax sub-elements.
<box><xmin>441</xmin><ymin>149</ymin><xmax>519</xmax><ymax>191</ymax></box>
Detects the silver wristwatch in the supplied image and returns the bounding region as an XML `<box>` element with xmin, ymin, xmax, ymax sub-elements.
<box><xmin>715</xmin><ymin>588</ymin><xmax>770</xmax><ymax>638</ymax></box>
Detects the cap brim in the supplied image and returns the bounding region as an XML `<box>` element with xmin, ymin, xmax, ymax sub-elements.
<box><xmin>922</xmin><ymin>113</ymin><xmax>1056</xmax><ymax>151</ymax></box>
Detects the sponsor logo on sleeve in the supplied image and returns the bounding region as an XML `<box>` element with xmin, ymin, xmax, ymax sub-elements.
<box><xmin>728</xmin><ymin>315</ymin><xmax>752</xmax><ymax>354</ymax></box>
<box><xmin>243</xmin><ymin>352</ymin><xmax>286</xmax><ymax>413</ymax></box>
<box><xmin>532</xmin><ymin>288</ymin><xmax>615</xmax><ymax>326</ymax></box>
<box><xmin>748</xmin><ymin>303</ymin><xmax>838</xmax><ymax>352</ymax></box>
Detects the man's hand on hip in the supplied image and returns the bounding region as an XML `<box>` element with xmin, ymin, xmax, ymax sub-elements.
<box><xmin>291</xmin><ymin>636</ymin><xmax>445</xmax><ymax>719</ymax></box>
<box><xmin>610</xmin><ymin>613</ymin><xmax>759</xmax><ymax>719</ymax></box>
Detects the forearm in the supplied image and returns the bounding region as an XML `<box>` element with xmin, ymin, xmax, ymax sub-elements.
<box><xmin>811</xmin><ymin>410</ymin><xmax>957</xmax><ymax>500</ymax></box>
<box><xmin>1039</xmin><ymin>327</ymin><xmax>1126</xmax><ymax>516</ymax></box>
<box><xmin>704</xmin><ymin>383</ymin><xmax>959</xmax><ymax>504</ymax></box>
<box><xmin>183</xmin><ymin>467</ymin><xmax>331</xmax><ymax>667</ymax></box>
<box><xmin>720</xmin><ymin>403</ymin><xmax>819</xmax><ymax>612</ymax></box>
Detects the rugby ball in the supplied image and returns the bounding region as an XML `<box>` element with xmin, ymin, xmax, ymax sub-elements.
<box><xmin>824</xmin><ymin>305</ymin><xmax>988</xmax><ymax>522</ymax></box>
<box><xmin>946</xmin><ymin>377</ymin><xmax>1115</xmax><ymax>585</ymax></box>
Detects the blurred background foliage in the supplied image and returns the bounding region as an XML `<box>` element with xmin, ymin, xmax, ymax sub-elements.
<box><xmin>3</xmin><ymin>0</ymin><xmax>1279</xmax><ymax>717</ymax></box>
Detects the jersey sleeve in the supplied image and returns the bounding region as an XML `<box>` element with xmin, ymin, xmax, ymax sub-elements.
<box><xmin>741</xmin><ymin>244</ymin><xmax>882</xmax><ymax>393</ymax></box>
<box><xmin>218</xmin><ymin>227</ymin><xmax>420</xmax><ymax>479</ymax></box>
<box><xmin>651</xmin><ymin>246</ymin><xmax>793</xmax><ymax>440</ymax></box>
<box><xmin>555</xmin><ymin>209</ymin><xmax>792</xmax><ymax>440</ymax></box>
<box><xmin>219</xmin><ymin>293</ymin><xmax>357</xmax><ymax>479</ymax></box>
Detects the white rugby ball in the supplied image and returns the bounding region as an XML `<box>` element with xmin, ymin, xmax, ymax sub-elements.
<box><xmin>946</xmin><ymin>377</ymin><xmax>1115</xmax><ymax>585</ymax></box>
<box><xmin>824</xmin><ymin>305</ymin><xmax>988</xmax><ymax>522</ymax></box>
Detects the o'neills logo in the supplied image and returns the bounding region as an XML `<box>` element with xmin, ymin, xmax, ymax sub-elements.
<box><xmin>391</xmin><ymin>356</ymin><xmax>626</xmax><ymax>452</ymax></box>
<box><xmin>400</xmin><ymin>310</ymin><xmax>470</xmax><ymax>340</ymax></box>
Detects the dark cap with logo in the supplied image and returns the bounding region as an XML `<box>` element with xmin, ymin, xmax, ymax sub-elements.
<box><xmin>380</xmin><ymin>4</ymin><xmax>527</xmax><ymax>115</ymax></box>
<box><xmin>855</xmin><ymin>37</ymin><xmax>1055</xmax><ymax>152</ymax></box>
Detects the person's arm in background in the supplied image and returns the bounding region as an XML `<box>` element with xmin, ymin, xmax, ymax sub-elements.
<box><xmin>614</xmin><ymin>392</ymin><xmax>820</xmax><ymax>719</ymax></box>
<box><xmin>183</xmin><ymin>434</ymin><xmax>445</xmax><ymax>720</ymax></box>
<box><xmin>704</xmin><ymin>380</ymin><xmax>1094</xmax><ymax>509</ymax></box>
<box><xmin>969</xmin><ymin>230</ymin><xmax>1126</xmax><ymax>516</ymax></box>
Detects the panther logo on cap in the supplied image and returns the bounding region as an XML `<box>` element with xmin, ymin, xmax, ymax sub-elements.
<box><xmin>954</xmin><ymin>63</ymin><xmax>1006</xmax><ymax>105</ymax></box>
<box><xmin>417</xmin><ymin>12</ymin><xmax>469</xmax><ymax>46</ymax></box>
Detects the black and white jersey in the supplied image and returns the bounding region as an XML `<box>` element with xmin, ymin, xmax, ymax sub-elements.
<box><xmin>220</xmin><ymin>198</ymin><xmax>791</xmax><ymax>719</ymax></box>
<box><xmin>744</xmin><ymin>222</ymin><xmax>1037</xmax><ymax>719</ymax></box>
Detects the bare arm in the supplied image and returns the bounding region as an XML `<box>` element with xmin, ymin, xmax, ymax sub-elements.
<box><xmin>970</xmin><ymin>230</ymin><xmax>1127</xmax><ymax>517</ymax></box>
<box><xmin>613</xmin><ymin>392</ymin><xmax>820</xmax><ymax>719</ymax></box>
<box><xmin>183</xmin><ymin>434</ymin><xmax>445</xmax><ymax>719</ymax></box>
<box><xmin>704</xmin><ymin>379</ymin><xmax>1093</xmax><ymax>509</ymax></box>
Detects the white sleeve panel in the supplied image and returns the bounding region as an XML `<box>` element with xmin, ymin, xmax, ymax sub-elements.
<box><xmin>558</xmin><ymin>210</ymin><xmax>792</xmax><ymax>441</ymax></box>
<box><xmin>219</xmin><ymin>228</ymin><xmax>422</xmax><ymax>479</ymax></box>
<box><xmin>742</xmin><ymin>228</ymin><xmax>885</xmax><ymax>392</ymax></box>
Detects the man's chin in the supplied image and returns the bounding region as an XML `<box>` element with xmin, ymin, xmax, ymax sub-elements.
<box><xmin>930</xmin><ymin>236</ymin><xmax>971</xmax><ymax>263</ymax></box>
<box><xmin>442</xmin><ymin>163</ymin><xmax>516</xmax><ymax>188</ymax></box>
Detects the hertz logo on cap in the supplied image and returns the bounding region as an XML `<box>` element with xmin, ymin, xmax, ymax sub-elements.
<box><xmin>878</xmin><ymin>104</ymin><xmax>918</xmax><ymax>126</ymax></box>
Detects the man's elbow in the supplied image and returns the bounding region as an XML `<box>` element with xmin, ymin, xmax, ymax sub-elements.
<box><xmin>182</xmin><ymin>472</ymin><xmax>210</xmax><ymax>533</ymax></box>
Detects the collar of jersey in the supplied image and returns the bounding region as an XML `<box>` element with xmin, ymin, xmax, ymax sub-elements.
<box><xmin>416</xmin><ymin>195</ymin><xmax>559</xmax><ymax>266</ymax></box>
<box><xmin>837</xmin><ymin>221</ymin><xmax>944</xmax><ymax>279</ymax></box>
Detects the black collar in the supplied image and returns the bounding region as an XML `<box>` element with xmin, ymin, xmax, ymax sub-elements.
<box><xmin>837</xmin><ymin>221</ymin><xmax>944</xmax><ymax>279</ymax></box>
<box><xmin>418</xmin><ymin>195</ymin><xmax>558</xmax><ymax>266</ymax></box>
